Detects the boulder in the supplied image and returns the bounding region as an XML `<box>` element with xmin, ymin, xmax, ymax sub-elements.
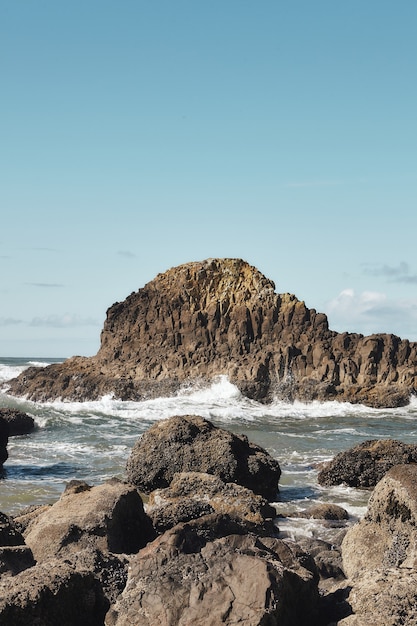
<box><xmin>340</xmin><ymin>464</ymin><xmax>417</xmax><ymax>624</ymax></box>
<box><xmin>0</xmin><ymin>558</ymin><xmax>108</xmax><ymax>626</ymax></box>
<box><xmin>23</xmin><ymin>478</ymin><xmax>156</xmax><ymax>562</ymax></box>
<box><xmin>147</xmin><ymin>471</ymin><xmax>277</xmax><ymax>533</ymax></box>
<box><xmin>5</xmin><ymin>258</ymin><xmax>417</xmax><ymax>408</ymax></box>
<box><xmin>0</xmin><ymin>409</ymin><xmax>35</xmax><ymax>436</ymax></box>
<box><xmin>288</xmin><ymin>503</ymin><xmax>349</xmax><ymax>521</ymax></box>
<box><xmin>0</xmin><ymin>512</ymin><xmax>35</xmax><ymax>578</ymax></box>
<box><xmin>0</xmin><ymin>417</ymin><xmax>8</xmax><ymax>466</ymax></box>
<box><xmin>317</xmin><ymin>439</ymin><xmax>417</xmax><ymax>487</ymax></box>
<box><xmin>105</xmin><ymin>513</ymin><xmax>320</xmax><ymax>626</ymax></box>
<box><xmin>126</xmin><ymin>415</ymin><xmax>281</xmax><ymax>500</ymax></box>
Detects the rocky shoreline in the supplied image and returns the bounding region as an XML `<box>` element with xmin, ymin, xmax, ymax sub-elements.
<box><xmin>2</xmin><ymin>412</ymin><xmax>417</xmax><ymax>624</ymax></box>
<box><xmin>3</xmin><ymin>259</ymin><xmax>417</xmax><ymax>408</ymax></box>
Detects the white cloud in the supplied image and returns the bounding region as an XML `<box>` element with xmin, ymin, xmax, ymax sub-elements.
<box><xmin>29</xmin><ymin>314</ymin><xmax>99</xmax><ymax>328</ymax></box>
<box><xmin>0</xmin><ymin>317</ymin><xmax>24</xmax><ymax>326</ymax></box>
<box><xmin>325</xmin><ymin>289</ymin><xmax>417</xmax><ymax>341</ymax></box>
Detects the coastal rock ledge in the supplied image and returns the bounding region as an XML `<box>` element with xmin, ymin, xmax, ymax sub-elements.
<box><xmin>5</xmin><ymin>258</ymin><xmax>417</xmax><ymax>407</ymax></box>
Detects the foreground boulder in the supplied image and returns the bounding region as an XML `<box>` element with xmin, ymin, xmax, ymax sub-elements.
<box><xmin>126</xmin><ymin>414</ymin><xmax>281</xmax><ymax>500</ymax></box>
<box><xmin>340</xmin><ymin>464</ymin><xmax>417</xmax><ymax>624</ymax></box>
<box><xmin>0</xmin><ymin>409</ymin><xmax>35</xmax><ymax>436</ymax></box>
<box><xmin>147</xmin><ymin>471</ymin><xmax>277</xmax><ymax>533</ymax></box>
<box><xmin>0</xmin><ymin>512</ymin><xmax>35</xmax><ymax>577</ymax></box>
<box><xmin>0</xmin><ymin>558</ymin><xmax>108</xmax><ymax>626</ymax></box>
<box><xmin>5</xmin><ymin>258</ymin><xmax>417</xmax><ymax>407</ymax></box>
<box><xmin>318</xmin><ymin>439</ymin><xmax>417</xmax><ymax>487</ymax></box>
<box><xmin>23</xmin><ymin>478</ymin><xmax>156</xmax><ymax>562</ymax></box>
<box><xmin>105</xmin><ymin>514</ymin><xmax>320</xmax><ymax>626</ymax></box>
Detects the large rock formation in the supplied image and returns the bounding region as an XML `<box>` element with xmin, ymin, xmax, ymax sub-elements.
<box><xmin>4</xmin><ymin>258</ymin><xmax>417</xmax><ymax>407</ymax></box>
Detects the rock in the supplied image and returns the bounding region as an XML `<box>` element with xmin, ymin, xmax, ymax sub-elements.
<box><xmin>105</xmin><ymin>513</ymin><xmax>320</xmax><ymax>626</ymax></box>
<box><xmin>340</xmin><ymin>464</ymin><xmax>417</xmax><ymax>624</ymax></box>
<box><xmin>295</xmin><ymin>537</ymin><xmax>346</xmax><ymax>581</ymax></box>
<box><xmin>0</xmin><ymin>409</ymin><xmax>35</xmax><ymax>436</ymax></box>
<box><xmin>318</xmin><ymin>439</ymin><xmax>417</xmax><ymax>487</ymax></box>
<box><xmin>147</xmin><ymin>471</ymin><xmax>277</xmax><ymax>533</ymax></box>
<box><xmin>0</xmin><ymin>512</ymin><xmax>35</xmax><ymax>578</ymax></box>
<box><xmin>288</xmin><ymin>503</ymin><xmax>349</xmax><ymax>521</ymax></box>
<box><xmin>23</xmin><ymin>478</ymin><xmax>156</xmax><ymax>562</ymax></box>
<box><xmin>126</xmin><ymin>415</ymin><xmax>281</xmax><ymax>500</ymax></box>
<box><xmin>0</xmin><ymin>417</ymin><xmax>8</xmax><ymax>467</ymax></box>
<box><xmin>4</xmin><ymin>258</ymin><xmax>417</xmax><ymax>408</ymax></box>
<box><xmin>0</xmin><ymin>558</ymin><xmax>108</xmax><ymax>626</ymax></box>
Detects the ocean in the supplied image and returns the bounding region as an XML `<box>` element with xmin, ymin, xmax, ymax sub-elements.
<box><xmin>2</xmin><ymin>356</ymin><xmax>417</xmax><ymax>541</ymax></box>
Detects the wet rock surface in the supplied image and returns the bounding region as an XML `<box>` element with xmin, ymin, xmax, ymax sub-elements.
<box><xmin>4</xmin><ymin>258</ymin><xmax>417</xmax><ymax>407</ymax></box>
<box><xmin>318</xmin><ymin>439</ymin><xmax>417</xmax><ymax>487</ymax></box>
<box><xmin>0</xmin><ymin>409</ymin><xmax>35</xmax><ymax>436</ymax></box>
<box><xmin>126</xmin><ymin>414</ymin><xmax>281</xmax><ymax>500</ymax></box>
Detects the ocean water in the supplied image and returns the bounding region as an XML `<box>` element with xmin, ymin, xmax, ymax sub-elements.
<box><xmin>2</xmin><ymin>356</ymin><xmax>417</xmax><ymax>541</ymax></box>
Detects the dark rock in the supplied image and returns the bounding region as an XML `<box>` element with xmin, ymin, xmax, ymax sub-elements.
<box><xmin>105</xmin><ymin>513</ymin><xmax>320</xmax><ymax>626</ymax></box>
<box><xmin>0</xmin><ymin>558</ymin><xmax>108</xmax><ymax>626</ymax></box>
<box><xmin>0</xmin><ymin>409</ymin><xmax>35</xmax><ymax>436</ymax></box>
<box><xmin>23</xmin><ymin>478</ymin><xmax>156</xmax><ymax>562</ymax></box>
<box><xmin>0</xmin><ymin>512</ymin><xmax>35</xmax><ymax>578</ymax></box>
<box><xmin>147</xmin><ymin>471</ymin><xmax>277</xmax><ymax>533</ymax></box>
<box><xmin>0</xmin><ymin>417</ymin><xmax>8</xmax><ymax>466</ymax></box>
<box><xmin>126</xmin><ymin>414</ymin><xmax>281</xmax><ymax>500</ymax></box>
<box><xmin>4</xmin><ymin>259</ymin><xmax>417</xmax><ymax>408</ymax></box>
<box><xmin>318</xmin><ymin>439</ymin><xmax>417</xmax><ymax>487</ymax></box>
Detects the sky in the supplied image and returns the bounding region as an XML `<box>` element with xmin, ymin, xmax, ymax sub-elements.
<box><xmin>1</xmin><ymin>1</ymin><xmax>416</xmax><ymax>358</ymax></box>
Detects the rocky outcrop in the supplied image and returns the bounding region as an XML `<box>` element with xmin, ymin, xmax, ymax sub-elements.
<box><xmin>0</xmin><ymin>558</ymin><xmax>108</xmax><ymax>626</ymax></box>
<box><xmin>105</xmin><ymin>513</ymin><xmax>320</xmax><ymax>626</ymax></box>
<box><xmin>317</xmin><ymin>439</ymin><xmax>417</xmax><ymax>487</ymax></box>
<box><xmin>0</xmin><ymin>417</ymin><xmax>8</xmax><ymax>467</ymax></box>
<box><xmin>125</xmin><ymin>414</ymin><xmax>281</xmax><ymax>500</ymax></box>
<box><xmin>147</xmin><ymin>471</ymin><xmax>277</xmax><ymax>533</ymax></box>
<box><xmin>23</xmin><ymin>478</ymin><xmax>156</xmax><ymax>562</ymax></box>
<box><xmin>0</xmin><ymin>409</ymin><xmax>35</xmax><ymax>436</ymax></box>
<box><xmin>339</xmin><ymin>464</ymin><xmax>417</xmax><ymax>624</ymax></box>
<box><xmin>4</xmin><ymin>258</ymin><xmax>417</xmax><ymax>407</ymax></box>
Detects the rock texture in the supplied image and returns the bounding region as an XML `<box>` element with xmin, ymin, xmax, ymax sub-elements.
<box><xmin>318</xmin><ymin>439</ymin><xmax>417</xmax><ymax>487</ymax></box>
<box><xmin>23</xmin><ymin>478</ymin><xmax>156</xmax><ymax>562</ymax></box>
<box><xmin>147</xmin><ymin>471</ymin><xmax>277</xmax><ymax>533</ymax></box>
<box><xmin>0</xmin><ymin>409</ymin><xmax>35</xmax><ymax>436</ymax></box>
<box><xmin>4</xmin><ymin>258</ymin><xmax>417</xmax><ymax>407</ymax></box>
<box><xmin>0</xmin><ymin>417</ymin><xmax>8</xmax><ymax>467</ymax></box>
<box><xmin>105</xmin><ymin>514</ymin><xmax>320</xmax><ymax>626</ymax></box>
<box><xmin>125</xmin><ymin>414</ymin><xmax>281</xmax><ymax>500</ymax></box>
<box><xmin>340</xmin><ymin>464</ymin><xmax>417</xmax><ymax>625</ymax></box>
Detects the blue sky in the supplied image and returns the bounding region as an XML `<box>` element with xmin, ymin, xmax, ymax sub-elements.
<box><xmin>1</xmin><ymin>1</ymin><xmax>416</xmax><ymax>357</ymax></box>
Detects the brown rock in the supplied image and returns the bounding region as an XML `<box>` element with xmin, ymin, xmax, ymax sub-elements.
<box><xmin>318</xmin><ymin>439</ymin><xmax>417</xmax><ymax>487</ymax></box>
<box><xmin>0</xmin><ymin>558</ymin><xmax>108</xmax><ymax>626</ymax></box>
<box><xmin>23</xmin><ymin>478</ymin><xmax>156</xmax><ymax>562</ymax></box>
<box><xmin>5</xmin><ymin>259</ymin><xmax>417</xmax><ymax>407</ymax></box>
<box><xmin>288</xmin><ymin>503</ymin><xmax>349</xmax><ymax>521</ymax></box>
<box><xmin>0</xmin><ymin>409</ymin><xmax>35</xmax><ymax>436</ymax></box>
<box><xmin>340</xmin><ymin>464</ymin><xmax>417</xmax><ymax>624</ymax></box>
<box><xmin>125</xmin><ymin>414</ymin><xmax>281</xmax><ymax>500</ymax></box>
<box><xmin>105</xmin><ymin>514</ymin><xmax>320</xmax><ymax>626</ymax></box>
<box><xmin>0</xmin><ymin>512</ymin><xmax>35</xmax><ymax>578</ymax></box>
<box><xmin>147</xmin><ymin>471</ymin><xmax>277</xmax><ymax>533</ymax></box>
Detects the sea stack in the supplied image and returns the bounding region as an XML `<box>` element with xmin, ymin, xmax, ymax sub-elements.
<box><xmin>4</xmin><ymin>258</ymin><xmax>417</xmax><ymax>407</ymax></box>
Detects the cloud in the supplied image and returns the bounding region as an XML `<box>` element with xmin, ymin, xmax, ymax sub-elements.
<box><xmin>0</xmin><ymin>317</ymin><xmax>24</xmax><ymax>326</ymax></box>
<box><xmin>29</xmin><ymin>314</ymin><xmax>99</xmax><ymax>328</ymax></box>
<box><xmin>25</xmin><ymin>282</ymin><xmax>65</xmax><ymax>288</ymax></box>
<box><xmin>362</xmin><ymin>262</ymin><xmax>417</xmax><ymax>284</ymax></box>
<box><xmin>117</xmin><ymin>250</ymin><xmax>136</xmax><ymax>259</ymax></box>
<box><xmin>326</xmin><ymin>289</ymin><xmax>417</xmax><ymax>340</ymax></box>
